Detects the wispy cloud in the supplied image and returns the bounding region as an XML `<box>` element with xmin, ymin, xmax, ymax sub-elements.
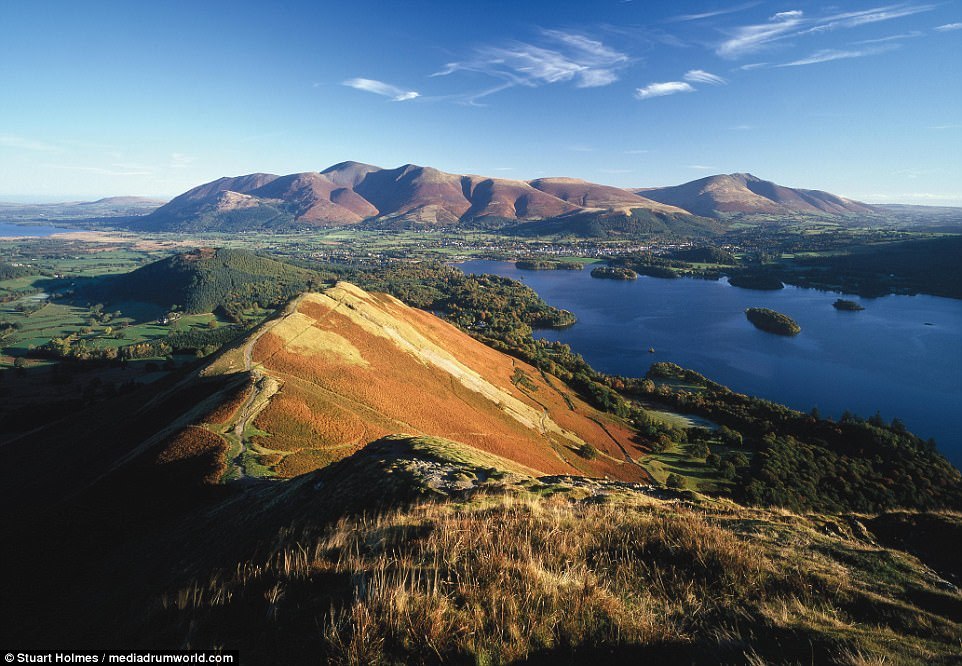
<box><xmin>343</xmin><ymin>78</ymin><xmax>420</xmax><ymax>101</ymax></box>
<box><xmin>668</xmin><ymin>2</ymin><xmax>760</xmax><ymax>22</ymax></box>
<box><xmin>893</xmin><ymin>167</ymin><xmax>938</xmax><ymax>179</ymax></box>
<box><xmin>433</xmin><ymin>29</ymin><xmax>629</xmax><ymax>96</ymax></box>
<box><xmin>729</xmin><ymin>124</ymin><xmax>754</xmax><ymax>130</ymax></box>
<box><xmin>777</xmin><ymin>45</ymin><xmax>896</xmax><ymax>67</ymax></box>
<box><xmin>169</xmin><ymin>153</ymin><xmax>196</xmax><ymax>168</ymax></box>
<box><xmin>635</xmin><ymin>81</ymin><xmax>695</xmax><ymax>99</ymax></box>
<box><xmin>624</xmin><ymin>149</ymin><xmax>650</xmax><ymax>154</ymax></box>
<box><xmin>688</xmin><ymin>164</ymin><xmax>719</xmax><ymax>171</ymax></box>
<box><xmin>717</xmin><ymin>9</ymin><xmax>806</xmax><ymax>58</ymax></box>
<box><xmin>929</xmin><ymin>123</ymin><xmax>962</xmax><ymax>129</ymax></box>
<box><xmin>717</xmin><ymin>4</ymin><xmax>935</xmax><ymax>58</ymax></box>
<box><xmin>934</xmin><ymin>22</ymin><xmax>962</xmax><ymax>31</ymax></box>
<box><xmin>43</xmin><ymin>164</ymin><xmax>152</xmax><ymax>176</ymax></box>
<box><xmin>684</xmin><ymin>69</ymin><xmax>727</xmax><ymax>84</ymax></box>
<box><xmin>239</xmin><ymin>130</ymin><xmax>287</xmax><ymax>143</ymax></box>
<box><xmin>801</xmin><ymin>5</ymin><xmax>934</xmax><ymax>34</ymax></box>
<box><xmin>854</xmin><ymin>30</ymin><xmax>923</xmax><ymax>44</ymax></box>
<box><xmin>0</xmin><ymin>134</ymin><xmax>59</xmax><ymax>152</ymax></box>
<box><xmin>110</xmin><ymin>161</ymin><xmax>155</xmax><ymax>171</ymax></box>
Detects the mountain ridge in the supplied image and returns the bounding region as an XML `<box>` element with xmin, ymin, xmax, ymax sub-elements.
<box><xmin>136</xmin><ymin>164</ymin><xmax>875</xmax><ymax>232</ymax></box>
<box><xmin>638</xmin><ymin>172</ymin><xmax>876</xmax><ymax>217</ymax></box>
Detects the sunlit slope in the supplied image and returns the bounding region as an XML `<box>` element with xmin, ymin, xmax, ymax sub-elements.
<box><xmin>245</xmin><ymin>282</ymin><xmax>646</xmax><ymax>481</ymax></box>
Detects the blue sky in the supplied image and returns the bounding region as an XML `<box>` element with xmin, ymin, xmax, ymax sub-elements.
<box><xmin>1</xmin><ymin>0</ymin><xmax>960</xmax><ymax>204</ymax></box>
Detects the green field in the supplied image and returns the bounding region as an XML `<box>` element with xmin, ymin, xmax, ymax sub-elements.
<box><xmin>640</xmin><ymin>441</ymin><xmax>749</xmax><ymax>492</ymax></box>
<box><xmin>0</xmin><ymin>291</ymin><xmax>233</xmax><ymax>356</ymax></box>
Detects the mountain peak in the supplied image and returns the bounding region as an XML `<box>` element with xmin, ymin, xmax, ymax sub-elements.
<box><xmin>321</xmin><ymin>161</ymin><xmax>384</xmax><ymax>189</ymax></box>
<box><xmin>641</xmin><ymin>172</ymin><xmax>874</xmax><ymax>217</ymax></box>
<box><xmin>138</xmin><ymin>162</ymin><xmax>875</xmax><ymax>232</ymax></box>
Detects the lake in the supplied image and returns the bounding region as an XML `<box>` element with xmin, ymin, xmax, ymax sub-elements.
<box><xmin>0</xmin><ymin>222</ymin><xmax>75</xmax><ymax>237</ymax></box>
<box><xmin>458</xmin><ymin>260</ymin><xmax>962</xmax><ymax>466</ymax></box>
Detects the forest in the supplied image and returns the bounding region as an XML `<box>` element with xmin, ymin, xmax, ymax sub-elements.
<box><xmin>744</xmin><ymin>307</ymin><xmax>801</xmax><ymax>335</ymax></box>
<box><xmin>590</xmin><ymin>266</ymin><xmax>638</xmax><ymax>280</ymax></box>
<box><xmin>515</xmin><ymin>259</ymin><xmax>583</xmax><ymax>270</ymax></box>
<box><xmin>81</xmin><ymin>248</ymin><xmax>329</xmax><ymax>319</ymax></box>
<box><xmin>730</xmin><ymin>235</ymin><xmax>962</xmax><ymax>299</ymax></box>
<box><xmin>630</xmin><ymin>363</ymin><xmax>962</xmax><ymax>512</ymax></box>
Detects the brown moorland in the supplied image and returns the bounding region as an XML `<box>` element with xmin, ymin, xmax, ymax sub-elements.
<box><xmin>244</xmin><ymin>283</ymin><xmax>647</xmax><ymax>481</ymax></box>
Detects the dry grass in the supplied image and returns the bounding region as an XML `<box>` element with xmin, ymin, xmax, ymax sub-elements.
<box><xmin>274</xmin><ymin>448</ymin><xmax>350</xmax><ymax>477</ymax></box>
<box><xmin>151</xmin><ymin>493</ymin><xmax>961</xmax><ymax>664</ymax></box>
<box><xmin>202</xmin><ymin>380</ymin><xmax>253</xmax><ymax>425</ymax></box>
<box><xmin>154</xmin><ymin>426</ymin><xmax>229</xmax><ymax>485</ymax></box>
<box><xmin>242</xmin><ymin>285</ymin><xmax>648</xmax><ymax>481</ymax></box>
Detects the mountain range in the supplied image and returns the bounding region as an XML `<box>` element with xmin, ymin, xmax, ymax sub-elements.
<box><xmin>135</xmin><ymin>162</ymin><xmax>877</xmax><ymax>233</ymax></box>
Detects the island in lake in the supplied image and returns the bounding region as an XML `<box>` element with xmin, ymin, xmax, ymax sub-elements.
<box><xmin>728</xmin><ymin>272</ymin><xmax>785</xmax><ymax>290</ymax></box>
<box><xmin>833</xmin><ymin>298</ymin><xmax>865</xmax><ymax>311</ymax></box>
<box><xmin>515</xmin><ymin>259</ymin><xmax>583</xmax><ymax>271</ymax></box>
<box><xmin>745</xmin><ymin>307</ymin><xmax>801</xmax><ymax>336</ymax></box>
<box><xmin>590</xmin><ymin>266</ymin><xmax>637</xmax><ymax>280</ymax></box>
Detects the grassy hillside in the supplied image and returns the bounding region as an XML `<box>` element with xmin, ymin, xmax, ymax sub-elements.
<box><xmin>167</xmin><ymin>493</ymin><xmax>962</xmax><ymax>664</ymax></box>
<box><xmin>134</xmin><ymin>200</ymin><xmax>295</xmax><ymax>232</ymax></box>
<box><xmin>221</xmin><ymin>282</ymin><xmax>644</xmax><ymax>480</ymax></box>
<box><xmin>508</xmin><ymin>208</ymin><xmax>721</xmax><ymax>239</ymax></box>
<box><xmin>4</xmin><ymin>435</ymin><xmax>960</xmax><ymax>663</ymax></box>
<box><xmin>82</xmin><ymin>248</ymin><xmax>327</xmax><ymax>316</ymax></box>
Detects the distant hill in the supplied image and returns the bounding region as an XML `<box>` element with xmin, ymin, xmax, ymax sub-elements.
<box><xmin>80</xmin><ymin>196</ymin><xmax>167</xmax><ymax>207</ymax></box>
<box><xmin>134</xmin><ymin>162</ymin><xmax>701</xmax><ymax>233</ymax></box>
<box><xmin>871</xmin><ymin>204</ymin><xmax>962</xmax><ymax>230</ymax></box>
<box><xmin>638</xmin><ymin>172</ymin><xmax>877</xmax><ymax>218</ymax></box>
<box><xmin>82</xmin><ymin>248</ymin><xmax>324</xmax><ymax>314</ymax></box>
<box><xmin>508</xmin><ymin>207</ymin><xmax>722</xmax><ymax>238</ymax></box>
<box><xmin>0</xmin><ymin>196</ymin><xmax>166</xmax><ymax>223</ymax></box>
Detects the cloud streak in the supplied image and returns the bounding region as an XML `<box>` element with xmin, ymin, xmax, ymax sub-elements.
<box><xmin>433</xmin><ymin>29</ymin><xmax>629</xmax><ymax>96</ymax></box>
<box><xmin>44</xmin><ymin>164</ymin><xmax>152</xmax><ymax>176</ymax></box>
<box><xmin>169</xmin><ymin>153</ymin><xmax>195</xmax><ymax>168</ymax></box>
<box><xmin>777</xmin><ymin>45</ymin><xmax>897</xmax><ymax>67</ymax></box>
<box><xmin>717</xmin><ymin>9</ymin><xmax>806</xmax><ymax>58</ymax></box>
<box><xmin>854</xmin><ymin>30</ymin><xmax>923</xmax><ymax>44</ymax></box>
<box><xmin>0</xmin><ymin>134</ymin><xmax>60</xmax><ymax>152</ymax></box>
<box><xmin>684</xmin><ymin>69</ymin><xmax>727</xmax><ymax>84</ymax></box>
<box><xmin>635</xmin><ymin>81</ymin><xmax>695</xmax><ymax>99</ymax></box>
<box><xmin>935</xmin><ymin>22</ymin><xmax>962</xmax><ymax>31</ymax></box>
<box><xmin>343</xmin><ymin>78</ymin><xmax>420</xmax><ymax>101</ymax></box>
<box><xmin>668</xmin><ymin>2</ymin><xmax>760</xmax><ymax>23</ymax></box>
<box><xmin>717</xmin><ymin>4</ymin><xmax>935</xmax><ymax>58</ymax></box>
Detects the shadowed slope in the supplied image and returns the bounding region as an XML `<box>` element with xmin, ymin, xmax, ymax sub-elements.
<box><xmin>249</xmin><ymin>172</ymin><xmax>377</xmax><ymax>224</ymax></box>
<box><xmin>530</xmin><ymin>177</ymin><xmax>687</xmax><ymax>214</ymax></box>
